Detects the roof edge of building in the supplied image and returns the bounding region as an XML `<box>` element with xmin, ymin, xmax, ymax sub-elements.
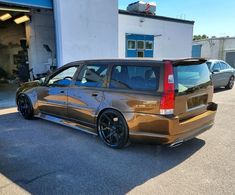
<box><xmin>118</xmin><ymin>9</ymin><xmax>195</xmax><ymax>25</ymax></box>
<box><xmin>193</xmin><ymin>36</ymin><xmax>235</xmax><ymax>43</ymax></box>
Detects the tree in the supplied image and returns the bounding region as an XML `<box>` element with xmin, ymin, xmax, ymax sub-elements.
<box><xmin>193</xmin><ymin>34</ymin><xmax>209</xmax><ymax>41</ymax></box>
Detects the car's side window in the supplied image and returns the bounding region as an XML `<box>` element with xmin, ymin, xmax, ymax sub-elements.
<box><xmin>220</xmin><ymin>62</ymin><xmax>229</xmax><ymax>70</ymax></box>
<box><xmin>75</xmin><ymin>64</ymin><xmax>108</xmax><ymax>88</ymax></box>
<box><xmin>212</xmin><ymin>63</ymin><xmax>221</xmax><ymax>71</ymax></box>
<box><xmin>220</xmin><ymin>62</ymin><xmax>227</xmax><ymax>70</ymax></box>
<box><xmin>110</xmin><ymin>65</ymin><xmax>160</xmax><ymax>91</ymax></box>
<box><xmin>47</xmin><ymin>66</ymin><xmax>78</xmax><ymax>87</ymax></box>
<box><xmin>225</xmin><ymin>63</ymin><xmax>231</xmax><ymax>69</ymax></box>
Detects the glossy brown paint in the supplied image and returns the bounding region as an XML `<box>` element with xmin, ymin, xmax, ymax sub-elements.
<box><xmin>16</xmin><ymin>59</ymin><xmax>217</xmax><ymax>145</ymax></box>
<box><xmin>36</xmin><ymin>86</ymin><xmax>68</xmax><ymax>118</ymax></box>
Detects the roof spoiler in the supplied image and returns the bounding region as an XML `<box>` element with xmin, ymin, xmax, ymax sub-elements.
<box><xmin>164</xmin><ymin>58</ymin><xmax>207</xmax><ymax>66</ymax></box>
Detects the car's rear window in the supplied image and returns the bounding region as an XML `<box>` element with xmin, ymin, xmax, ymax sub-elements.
<box><xmin>174</xmin><ymin>63</ymin><xmax>211</xmax><ymax>94</ymax></box>
<box><xmin>110</xmin><ymin>65</ymin><xmax>160</xmax><ymax>91</ymax></box>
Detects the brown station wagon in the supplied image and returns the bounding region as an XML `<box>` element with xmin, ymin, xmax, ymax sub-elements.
<box><xmin>16</xmin><ymin>58</ymin><xmax>217</xmax><ymax>148</ymax></box>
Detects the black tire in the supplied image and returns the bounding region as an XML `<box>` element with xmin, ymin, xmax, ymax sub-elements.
<box><xmin>225</xmin><ymin>76</ymin><xmax>234</xmax><ymax>89</ymax></box>
<box><xmin>98</xmin><ymin>109</ymin><xmax>129</xmax><ymax>149</ymax></box>
<box><xmin>17</xmin><ymin>94</ymin><xmax>34</xmax><ymax>119</ymax></box>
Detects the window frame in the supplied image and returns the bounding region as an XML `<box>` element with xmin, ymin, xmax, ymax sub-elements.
<box><xmin>44</xmin><ymin>65</ymin><xmax>80</xmax><ymax>87</ymax></box>
<box><xmin>137</xmin><ymin>40</ymin><xmax>145</xmax><ymax>50</ymax></box>
<box><xmin>145</xmin><ymin>40</ymin><xmax>154</xmax><ymax>50</ymax></box>
<box><xmin>127</xmin><ymin>40</ymin><xmax>136</xmax><ymax>50</ymax></box>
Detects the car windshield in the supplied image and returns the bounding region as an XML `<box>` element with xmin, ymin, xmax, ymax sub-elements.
<box><xmin>174</xmin><ymin>63</ymin><xmax>211</xmax><ymax>94</ymax></box>
<box><xmin>206</xmin><ymin>62</ymin><xmax>212</xmax><ymax>70</ymax></box>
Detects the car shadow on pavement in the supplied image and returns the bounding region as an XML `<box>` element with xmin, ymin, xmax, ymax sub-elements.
<box><xmin>214</xmin><ymin>88</ymin><xmax>228</xmax><ymax>93</ymax></box>
<box><xmin>0</xmin><ymin>112</ymin><xmax>205</xmax><ymax>195</ymax></box>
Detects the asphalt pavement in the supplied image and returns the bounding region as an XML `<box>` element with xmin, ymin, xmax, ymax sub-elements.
<box><xmin>0</xmin><ymin>87</ymin><xmax>234</xmax><ymax>195</ymax></box>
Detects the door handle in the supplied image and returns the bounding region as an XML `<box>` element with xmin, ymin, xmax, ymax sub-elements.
<box><xmin>91</xmin><ymin>93</ymin><xmax>98</xmax><ymax>97</ymax></box>
<box><xmin>60</xmin><ymin>90</ymin><xmax>65</xmax><ymax>94</ymax></box>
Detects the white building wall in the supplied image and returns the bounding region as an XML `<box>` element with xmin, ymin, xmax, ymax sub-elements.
<box><xmin>193</xmin><ymin>37</ymin><xmax>235</xmax><ymax>60</ymax></box>
<box><xmin>26</xmin><ymin>9</ymin><xmax>56</xmax><ymax>74</ymax></box>
<box><xmin>53</xmin><ymin>0</ymin><xmax>119</xmax><ymax>67</ymax></box>
<box><xmin>118</xmin><ymin>14</ymin><xmax>194</xmax><ymax>59</ymax></box>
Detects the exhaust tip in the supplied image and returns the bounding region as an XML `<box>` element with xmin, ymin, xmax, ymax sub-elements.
<box><xmin>169</xmin><ymin>140</ymin><xmax>184</xmax><ymax>148</ymax></box>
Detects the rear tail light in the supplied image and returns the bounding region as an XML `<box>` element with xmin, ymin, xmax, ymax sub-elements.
<box><xmin>160</xmin><ymin>61</ymin><xmax>175</xmax><ymax>115</ymax></box>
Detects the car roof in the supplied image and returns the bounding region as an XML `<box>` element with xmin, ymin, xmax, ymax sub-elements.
<box><xmin>207</xmin><ymin>59</ymin><xmax>225</xmax><ymax>63</ymax></box>
<box><xmin>66</xmin><ymin>58</ymin><xmax>207</xmax><ymax>66</ymax></box>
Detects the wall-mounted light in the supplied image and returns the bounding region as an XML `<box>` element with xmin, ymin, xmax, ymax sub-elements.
<box><xmin>0</xmin><ymin>6</ymin><xmax>30</xmax><ymax>13</ymax></box>
<box><xmin>0</xmin><ymin>13</ymin><xmax>12</xmax><ymax>21</ymax></box>
<box><xmin>14</xmin><ymin>15</ymin><xmax>30</xmax><ymax>24</ymax></box>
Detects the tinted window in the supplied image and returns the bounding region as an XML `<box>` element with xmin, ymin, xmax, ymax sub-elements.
<box><xmin>47</xmin><ymin>66</ymin><xmax>77</xmax><ymax>87</ymax></box>
<box><xmin>220</xmin><ymin>62</ymin><xmax>229</xmax><ymax>70</ymax></box>
<box><xmin>174</xmin><ymin>63</ymin><xmax>211</xmax><ymax>94</ymax></box>
<box><xmin>75</xmin><ymin>64</ymin><xmax>108</xmax><ymax>88</ymax></box>
<box><xmin>110</xmin><ymin>65</ymin><xmax>160</xmax><ymax>91</ymax></box>
<box><xmin>212</xmin><ymin>63</ymin><xmax>221</xmax><ymax>71</ymax></box>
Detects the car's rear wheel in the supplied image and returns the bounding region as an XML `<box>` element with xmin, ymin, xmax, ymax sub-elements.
<box><xmin>17</xmin><ymin>94</ymin><xmax>34</xmax><ymax>119</ymax></box>
<box><xmin>225</xmin><ymin>76</ymin><xmax>234</xmax><ymax>89</ymax></box>
<box><xmin>98</xmin><ymin>109</ymin><xmax>129</xmax><ymax>149</ymax></box>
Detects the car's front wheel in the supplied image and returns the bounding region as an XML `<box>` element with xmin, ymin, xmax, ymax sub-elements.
<box><xmin>225</xmin><ymin>76</ymin><xmax>234</xmax><ymax>89</ymax></box>
<box><xmin>98</xmin><ymin>109</ymin><xmax>129</xmax><ymax>149</ymax></box>
<box><xmin>17</xmin><ymin>94</ymin><xmax>34</xmax><ymax>119</ymax></box>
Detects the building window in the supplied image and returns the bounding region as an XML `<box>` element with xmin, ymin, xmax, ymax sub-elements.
<box><xmin>127</xmin><ymin>40</ymin><xmax>136</xmax><ymax>50</ymax></box>
<box><xmin>137</xmin><ymin>41</ymin><xmax>145</xmax><ymax>50</ymax></box>
<box><xmin>137</xmin><ymin>51</ymin><xmax>144</xmax><ymax>58</ymax></box>
<box><xmin>145</xmin><ymin>41</ymin><xmax>153</xmax><ymax>50</ymax></box>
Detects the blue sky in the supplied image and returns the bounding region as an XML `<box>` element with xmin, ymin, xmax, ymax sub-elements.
<box><xmin>119</xmin><ymin>0</ymin><xmax>235</xmax><ymax>37</ymax></box>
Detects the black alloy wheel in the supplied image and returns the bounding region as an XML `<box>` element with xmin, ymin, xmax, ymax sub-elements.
<box><xmin>226</xmin><ymin>76</ymin><xmax>234</xmax><ymax>89</ymax></box>
<box><xmin>98</xmin><ymin>109</ymin><xmax>129</xmax><ymax>149</ymax></box>
<box><xmin>17</xmin><ymin>94</ymin><xmax>34</xmax><ymax>119</ymax></box>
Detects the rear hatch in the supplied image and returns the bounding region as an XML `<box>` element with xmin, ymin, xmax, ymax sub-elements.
<box><xmin>172</xmin><ymin>59</ymin><xmax>213</xmax><ymax>121</ymax></box>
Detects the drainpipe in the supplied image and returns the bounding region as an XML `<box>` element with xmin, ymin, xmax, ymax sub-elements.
<box><xmin>208</xmin><ymin>38</ymin><xmax>215</xmax><ymax>59</ymax></box>
<box><xmin>219</xmin><ymin>38</ymin><xmax>225</xmax><ymax>60</ymax></box>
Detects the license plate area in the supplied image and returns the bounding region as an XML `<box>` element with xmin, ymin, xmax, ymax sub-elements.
<box><xmin>187</xmin><ymin>94</ymin><xmax>208</xmax><ymax>111</ymax></box>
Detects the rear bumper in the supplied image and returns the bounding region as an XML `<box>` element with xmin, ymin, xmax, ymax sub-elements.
<box><xmin>123</xmin><ymin>103</ymin><xmax>217</xmax><ymax>144</ymax></box>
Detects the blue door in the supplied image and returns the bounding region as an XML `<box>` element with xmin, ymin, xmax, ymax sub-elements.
<box><xmin>126</xmin><ymin>34</ymin><xmax>154</xmax><ymax>58</ymax></box>
<box><xmin>192</xmin><ymin>45</ymin><xmax>202</xmax><ymax>57</ymax></box>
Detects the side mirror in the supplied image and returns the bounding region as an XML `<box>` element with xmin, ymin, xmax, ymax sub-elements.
<box><xmin>39</xmin><ymin>77</ymin><xmax>46</xmax><ymax>85</ymax></box>
<box><xmin>212</xmin><ymin>69</ymin><xmax>220</xmax><ymax>73</ymax></box>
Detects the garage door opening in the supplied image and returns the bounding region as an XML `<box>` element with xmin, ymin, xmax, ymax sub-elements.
<box><xmin>0</xmin><ymin>4</ymin><xmax>56</xmax><ymax>108</ymax></box>
<box><xmin>226</xmin><ymin>51</ymin><xmax>235</xmax><ymax>68</ymax></box>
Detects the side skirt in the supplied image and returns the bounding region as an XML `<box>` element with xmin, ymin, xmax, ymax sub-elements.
<box><xmin>35</xmin><ymin>113</ymin><xmax>98</xmax><ymax>136</ymax></box>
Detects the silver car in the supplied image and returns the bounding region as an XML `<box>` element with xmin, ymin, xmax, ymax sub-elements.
<box><xmin>206</xmin><ymin>60</ymin><xmax>235</xmax><ymax>89</ymax></box>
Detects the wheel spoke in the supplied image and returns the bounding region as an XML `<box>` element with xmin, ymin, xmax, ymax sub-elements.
<box><xmin>100</xmin><ymin>127</ymin><xmax>109</xmax><ymax>132</ymax></box>
<box><xmin>108</xmin><ymin>132</ymin><xmax>118</xmax><ymax>144</ymax></box>
<box><xmin>106</xmin><ymin>130</ymin><xmax>115</xmax><ymax>138</ymax></box>
<box><xmin>103</xmin><ymin>113</ymin><xmax>112</xmax><ymax>122</ymax></box>
<box><xmin>100</xmin><ymin>121</ymin><xmax>109</xmax><ymax>127</ymax></box>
